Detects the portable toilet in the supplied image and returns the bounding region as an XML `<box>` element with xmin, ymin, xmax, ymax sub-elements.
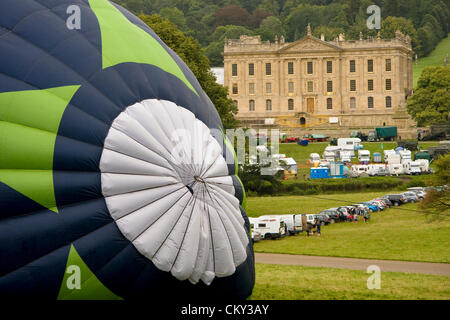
<box><xmin>310</xmin><ymin>167</ymin><xmax>329</xmax><ymax>179</ymax></box>
<box><xmin>373</xmin><ymin>152</ymin><xmax>382</xmax><ymax>163</ymax></box>
<box><xmin>329</xmin><ymin>162</ymin><xmax>345</xmax><ymax>178</ymax></box>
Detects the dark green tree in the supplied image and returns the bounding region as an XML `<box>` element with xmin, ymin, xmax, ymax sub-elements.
<box><xmin>407</xmin><ymin>67</ymin><xmax>450</xmax><ymax>126</ymax></box>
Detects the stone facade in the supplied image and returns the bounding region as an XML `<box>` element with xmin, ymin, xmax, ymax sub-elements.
<box><xmin>223</xmin><ymin>27</ymin><xmax>417</xmax><ymax>138</ymax></box>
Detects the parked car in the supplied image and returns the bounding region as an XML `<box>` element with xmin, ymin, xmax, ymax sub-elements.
<box><xmin>314</xmin><ymin>213</ymin><xmax>329</xmax><ymax>226</ymax></box>
<box><xmin>370</xmin><ymin>200</ymin><xmax>386</xmax><ymax>210</ymax></box>
<box><xmin>337</xmin><ymin>206</ymin><xmax>356</xmax><ymax>221</ymax></box>
<box><xmin>402</xmin><ymin>192</ymin><xmax>419</xmax><ymax>203</ymax></box>
<box><xmin>376</xmin><ymin>198</ymin><xmax>391</xmax><ymax>208</ymax></box>
<box><xmin>386</xmin><ymin>194</ymin><xmax>408</xmax><ymax>206</ymax></box>
<box><xmin>252</xmin><ymin>230</ymin><xmax>263</xmax><ymax>242</ymax></box>
<box><xmin>359</xmin><ymin>202</ymin><xmax>379</xmax><ymax>212</ymax></box>
<box><xmin>320</xmin><ymin>209</ymin><xmax>342</xmax><ymax>223</ymax></box>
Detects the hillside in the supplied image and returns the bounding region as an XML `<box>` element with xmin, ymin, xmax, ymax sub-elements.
<box><xmin>113</xmin><ymin>0</ymin><xmax>450</xmax><ymax>67</ymax></box>
<box><xmin>413</xmin><ymin>34</ymin><xmax>450</xmax><ymax>88</ymax></box>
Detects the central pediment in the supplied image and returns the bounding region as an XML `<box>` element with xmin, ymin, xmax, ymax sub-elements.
<box><xmin>279</xmin><ymin>36</ymin><xmax>341</xmax><ymax>53</ymax></box>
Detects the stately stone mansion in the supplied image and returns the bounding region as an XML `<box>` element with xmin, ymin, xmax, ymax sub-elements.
<box><xmin>223</xmin><ymin>26</ymin><xmax>417</xmax><ymax>137</ymax></box>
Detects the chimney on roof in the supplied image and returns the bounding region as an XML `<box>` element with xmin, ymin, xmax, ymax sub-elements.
<box><xmin>320</xmin><ymin>34</ymin><xmax>325</xmax><ymax>41</ymax></box>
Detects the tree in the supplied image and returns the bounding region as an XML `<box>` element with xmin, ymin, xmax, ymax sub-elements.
<box><xmin>258</xmin><ymin>16</ymin><xmax>284</xmax><ymax>41</ymax></box>
<box><xmin>381</xmin><ymin>16</ymin><xmax>420</xmax><ymax>55</ymax></box>
<box><xmin>139</xmin><ymin>14</ymin><xmax>238</xmax><ymax>128</ymax></box>
<box><xmin>160</xmin><ymin>7</ymin><xmax>188</xmax><ymax>32</ymax></box>
<box><xmin>213</xmin><ymin>5</ymin><xmax>253</xmax><ymax>28</ymax></box>
<box><xmin>407</xmin><ymin>67</ymin><xmax>450</xmax><ymax>126</ymax></box>
<box><xmin>420</xmin><ymin>154</ymin><xmax>450</xmax><ymax>219</ymax></box>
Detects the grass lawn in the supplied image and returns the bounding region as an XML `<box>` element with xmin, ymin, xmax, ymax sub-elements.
<box><xmin>279</xmin><ymin>141</ymin><xmax>439</xmax><ymax>177</ymax></box>
<box><xmin>250</xmin><ymin>264</ymin><xmax>450</xmax><ymax>300</ymax></box>
<box><xmin>413</xmin><ymin>34</ymin><xmax>450</xmax><ymax>88</ymax></box>
<box><xmin>247</xmin><ymin>193</ymin><xmax>450</xmax><ymax>263</ymax></box>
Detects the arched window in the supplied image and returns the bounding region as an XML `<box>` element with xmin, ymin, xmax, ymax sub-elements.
<box><xmin>249</xmin><ymin>100</ymin><xmax>255</xmax><ymax>111</ymax></box>
<box><xmin>266</xmin><ymin>99</ymin><xmax>272</xmax><ymax>111</ymax></box>
<box><xmin>327</xmin><ymin>98</ymin><xmax>333</xmax><ymax>109</ymax></box>
<box><xmin>288</xmin><ymin>99</ymin><xmax>294</xmax><ymax>110</ymax></box>
<box><xmin>300</xmin><ymin>117</ymin><xmax>306</xmax><ymax>125</ymax></box>
<box><xmin>386</xmin><ymin>96</ymin><xmax>392</xmax><ymax>108</ymax></box>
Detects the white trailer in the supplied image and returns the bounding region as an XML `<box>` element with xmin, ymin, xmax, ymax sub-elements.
<box><xmin>337</xmin><ymin>138</ymin><xmax>362</xmax><ymax>149</ymax></box>
<box><xmin>351</xmin><ymin>165</ymin><xmax>370</xmax><ymax>177</ymax></box>
<box><xmin>399</xmin><ymin>150</ymin><xmax>412</xmax><ymax>163</ymax></box>
<box><xmin>309</xmin><ymin>153</ymin><xmax>321</xmax><ymax>166</ymax></box>
<box><xmin>416</xmin><ymin>159</ymin><xmax>430</xmax><ymax>173</ymax></box>
<box><xmin>386</xmin><ymin>153</ymin><xmax>401</xmax><ymax>165</ymax></box>
<box><xmin>388</xmin><ymin>163</ymin><xmax>404</xmax><ymax>176</ymax></box>
<box><xmin>383</xmin><ymin>150</ymin><xmax>396</xmax><ymax>162</ymax></box>
<box><xmin>254</xmin><ymin>216</ymin><xmax>287</xmax><ymax>239</ymax></box>
<box><xmin>358</xmin><ymin>150</ymin><xmax>371</xmax><ymax>164</ymax></box>
<box><xmin>278</xmin><ymin>214</ymin><xmax>303</xmax><ymax>235</ymax></box>
<box><xmin>324</xmin><ymin>146</ymin><xmax>341</xmax><ymax>161</ymax></box>
<box><xmin>340</xmin><ymin>150</ymin><xmax>352</xmax><ymax>163</ymax></box>
<box><xmin>368</xmin><ymin>164</ymin><xmax>387</xmax><ymax>176</ymax></box>
<box><xmin>402</xmin><ymin>160</ymin><xmax>422</xmax><ymax>175</ymax></box>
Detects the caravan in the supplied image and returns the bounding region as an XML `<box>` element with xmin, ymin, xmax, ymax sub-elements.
<box><xmin>309</xmin><ymin>153</ymin><xmax>321</xmax><ymax>167</ymax></box>
<box><xmin>416</xmin><ymin>159</ymin><xmax>430</xmax><ymax>173</ymax></box>
<box><xmin>340</xmin><ymin>150</ymin><xmax>352</xmax><ymax>163</ymax></box>
<box><xmin>383</xmin><ymin>150</ymin><xmax>396</xmax><ymax>162</ymax></box>
<box><xmin>323</xmin><ymin>146</ymin><xmax>341</xmax><ymax>161</ymax></box>
<box><xmin>399</xmin><ymin>150</ymin><xmax>412</xmax><ymax>163</ymax></box>
<box><xmin>279</xmin><ymin>215</ymin><xmax>303</xmax><ymax>235</ymax></box>
<box><xmin>368</xmin><ymin>164</ymin><xmax>388</xmax><ymax>176</ymax></box>
<box><xmin>388</xmin><ymin>163</ymin><xmax>403</xmax><ymax>176</ymax></box>
<box><xmin>351</xmin><ymin>165</ymin><xmax>370</xmax><ymax>177</ymax></box>
<box><xmin>337</xmin><ymin>138</ymin><xmax>362</xmax><ymax>157</ymax></box>
<box><xmin>358</xmin><ymin>150</ymin><xmax>371</xmax><ymax>164</ymax></box>
<box><xmin>402</xmin><ymin>160</ymin><xmax>422</xmax><ymax>175</ymax></box>
<box><xmin>254</xmin><ymin>216</ymin><xmax>287</xmax><ymax>239</ymax></box>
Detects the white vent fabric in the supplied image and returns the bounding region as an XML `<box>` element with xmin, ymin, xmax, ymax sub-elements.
<box><xmin>99</xmin><ymin>99</ymin><xmax>248</xmax><ymax>285</ymax></box>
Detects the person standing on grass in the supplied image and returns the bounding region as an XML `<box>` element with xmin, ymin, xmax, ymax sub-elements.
<box><xmin>315</xmin><ymin>219</ymin><xmax>321</xmax><ymax>236</ymax></box>
<box><xmin>363</xmin><ymin>210</ymin><xmax>368</xmax><ymax>223</ymax></box>
<box><xmin>306</xmin><ymin>221</ymin><xmax>313</xmax><ymax>237</ymax></box>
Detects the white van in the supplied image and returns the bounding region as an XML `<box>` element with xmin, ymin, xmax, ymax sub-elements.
<box><xmin>388</xmin><ymin>163</ymin><xmax>403</xmax><ymax>176</ymax></box>
<box><xmin>358</xmin><ymin>150</ymin><xmax>371</xmax><ymax>164</ymax></box>
<box><xmin>254</xmin><ymin>216</ymin><xmax>287</xmax><ymax>239</ymax></box>
<box><xmin>278</xmin><ymin>214</ymin><xmax>303</xmax><ymax>235</ymax></box>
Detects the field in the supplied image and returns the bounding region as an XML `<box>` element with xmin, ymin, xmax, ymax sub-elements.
<box><xmin>250</xmin><ymin>264</ymin><xmax>450</xmax><ymax>300</ymax></box>
<box><xmin>413</xmin><ymin>34</ymin><xmax>450</xmax><ymax>88</ymax></box>
<box><xmin>247</xmin><ymin>193</ymin><xmax>450</xmax><ymax>263</ymax></box>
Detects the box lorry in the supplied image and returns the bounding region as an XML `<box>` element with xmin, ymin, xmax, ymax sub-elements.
<box><xmin>368</xmin><ymin>126</ymin><xmax>398</xmax><ymax>142</ymax></box>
